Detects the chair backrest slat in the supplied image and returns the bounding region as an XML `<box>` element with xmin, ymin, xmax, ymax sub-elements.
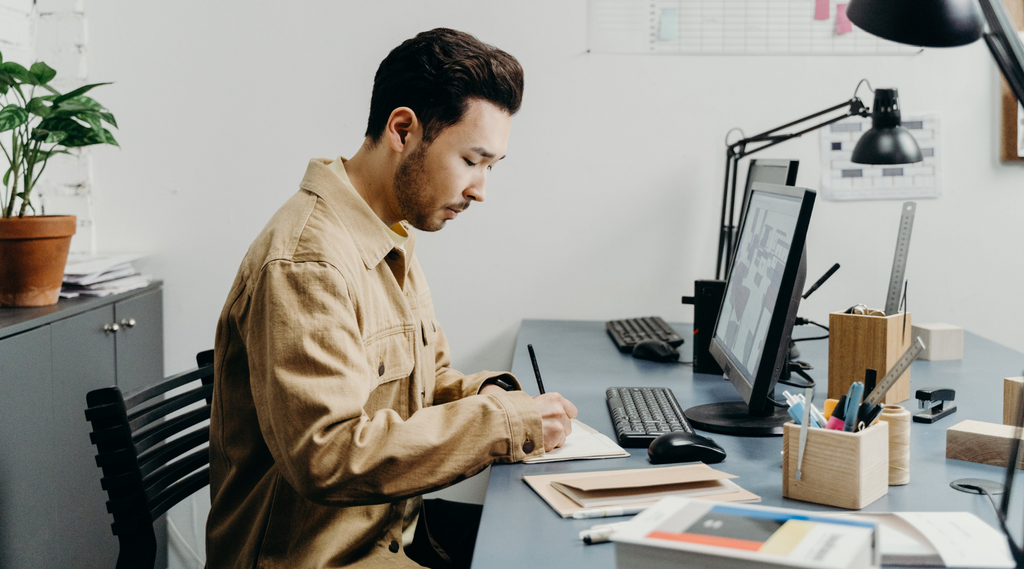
<box><xmin>128</xmin><ymin>384</ymin><xmax>212</xmax><ymax>432</ymax></box>
<box><xmin>133</xmin><ymin>405</ymin><xmax>211</xmax><ymax>455</ymax></box>
<box><xmin>148</xmin><ymin>468</ymin><xmax>211</xmax><ymax>521</ymax></box>
<box><xmin>84</xmin><ymin>350</ymin><xmax>214</xmax><ymax>569</ymax></box>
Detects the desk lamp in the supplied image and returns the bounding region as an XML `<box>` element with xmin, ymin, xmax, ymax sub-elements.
<box><xmin>848</xmin><ymin>0</ymin><xmax>1024</xmax><ymax>565</ymax></box>
<box><xmin>716</xmin><ymin>84</ymin><xmax>923</xmax><ymax>279</ymax></box>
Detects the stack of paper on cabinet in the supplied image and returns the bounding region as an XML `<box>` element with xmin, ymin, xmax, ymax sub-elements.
<box><xmin>524</xmin><ymin>463</ymin><xmax>759</xmax><ymax>518</ymax></box>
<box><xmin>612</xmin><ymin>497</ymin><xmax>878</xmax><ymax>569</ymax></box>
<box><xmin>522</xmin><ymin>419</ymin><xmax>628</xmax><ymax>463</ymax></box>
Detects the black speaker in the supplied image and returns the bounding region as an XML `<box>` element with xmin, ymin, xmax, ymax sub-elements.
<box><xmin>682</xmin><ymin>279</ymin><xmax>725</xmax><ymax>375</ymax></box>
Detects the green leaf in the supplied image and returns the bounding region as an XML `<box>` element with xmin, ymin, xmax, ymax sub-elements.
<box><xmin>44</xmin><ymin>130</ymin><xmax>68</xmax><ymax>144</ymax></box>
<box><xmin>0</xmin><ymin>105</ymin><xmax>29</xmax><ymax>132</ymax></box>
<box><xmin>29</xmin><ymin>62</ymin><xmax>56</xmax><ymax>85</ymax></box>
<box><xmin>3</xmin><ymin>167</ymin><xmax>10</xmax><ymax>187</ymax></box>
<box><xmin>27</xmin><ymin>97</ymin><xmax>52</xmax><ymax>118</ymax></box>
<box><xmin>62</xmin><ymin>127</ymin><xmax>118</xmax><ymax>148</ymax></box>
<box><xmin>52</xmin><ymin>82</ymin><xmax>112</xmax><ymax>105</ymax></box>
<box><xmin>58</xmin><ymin>95</ymin><xmax>102</xmax><ymax>110</ymax></box>
<box><xmin>0</xmin><ymin>62</ymin><xmax>32</xmax><ymax>83</ymax></box>
<box><xmin>0</xmin><ymin>82</ymin><xmax>7</xmax><ymax>96</ymax></box>
<box><xmin>100</xmin><ymin>111</ymin><xmax>117</xmax><ymax>128</ymax></box>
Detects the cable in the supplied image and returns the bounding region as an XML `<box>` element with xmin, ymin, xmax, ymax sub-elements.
<box><xmin>779</xmin><ymin>367</ymin><xmax>816</xmax><ymax>389</ymax></box>
<box><xmin>971</xmin><ymin>484</ymin><xmax>1022</xmax><ymax>559</ymax></box>
<box><xmin>853</xmin><ymin>78</ymin><xmax>875</xmax><ymax>99</ymax></box>
<box><xmin>795</xmin><ymin>318</ymin><xmax>829</xmax><ymax>332</ymax></box>
<box><xmin>793</xmin><ymin>334</ymin><xmax>829</xmax><ymax>342</ymax></box>
<box><xmin>724</xmin><ymin>127</ymin><xmax>747</xmax><ymax>146</ymax></box>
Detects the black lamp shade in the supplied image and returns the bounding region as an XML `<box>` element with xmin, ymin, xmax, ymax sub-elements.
<box><xmin>851</xmin><ymin>88</ymin><xmax>923</xmax><ymax>164</ymax></box>
<box><xmin>847</xmin><ymin>0</ymin><xmax>984</xmax><ymax>47</ymax></box>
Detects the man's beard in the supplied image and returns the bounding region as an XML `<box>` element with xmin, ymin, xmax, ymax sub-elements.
<box><xmin>393</xmin><ymin>143</ymin><xmax>469</xmax><ymax>232</ymax></box>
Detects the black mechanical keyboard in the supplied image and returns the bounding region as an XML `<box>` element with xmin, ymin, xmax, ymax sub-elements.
<box><xmin>606</xmin><ymin>386</ymin><xmax>693</xmax><ymax>447</ymax></box>
<box><xmin>605</xmin><ymin>316</ymin><xmax>685</xmax><ymax>353</ymax></box>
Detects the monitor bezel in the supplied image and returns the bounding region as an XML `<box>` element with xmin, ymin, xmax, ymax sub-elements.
<box><xmin>709</xmin><ymin>182</ymin><xmax>816</xmax><ymax>415</ymax></box>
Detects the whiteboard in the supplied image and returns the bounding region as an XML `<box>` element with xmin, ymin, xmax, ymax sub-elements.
<box><xmin>588</xmin><ymin>0</ymin><xmax>921</xmax><ymax>55</ymax></box>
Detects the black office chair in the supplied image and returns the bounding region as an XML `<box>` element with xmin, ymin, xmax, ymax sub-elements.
<box><xmin>84</xmin><ymin>350</ymin><xmax>214</xmax><ymax>569</ymax></box>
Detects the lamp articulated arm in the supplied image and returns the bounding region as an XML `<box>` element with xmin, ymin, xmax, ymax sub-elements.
<box><xmin>715</xmin><ymin>97</ymin><xmax>870</xmax><ymax>279</ymax></box>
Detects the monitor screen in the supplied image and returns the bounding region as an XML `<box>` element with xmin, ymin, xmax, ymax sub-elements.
<box><xmin>715</xmin><ymin>190</ymin><xmax>803</xmax><ymax>383</ymax></box>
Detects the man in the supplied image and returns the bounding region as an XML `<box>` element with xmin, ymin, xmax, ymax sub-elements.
<box><xmin>206</xmin><ymin>28</ymin><xmax>578</xmax><ymax>568</ymax></box>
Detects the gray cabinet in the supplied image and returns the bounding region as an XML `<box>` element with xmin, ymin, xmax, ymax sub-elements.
<box><xmin>0</xmin><ymin>283</ymin><xmax>164</xmax><ymax>569</ymax></box>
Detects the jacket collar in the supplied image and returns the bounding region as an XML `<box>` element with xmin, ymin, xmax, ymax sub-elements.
<box><xmin>297</xmin><ymin>158</ymin><xmax>416</xmax><ymax>271</ymax></box>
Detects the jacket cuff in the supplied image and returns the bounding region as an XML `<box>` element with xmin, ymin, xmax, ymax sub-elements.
<box><xmin>489</xmin><ymin>390</ymin><xmax>545</xmax><ymax>462</ymax></box>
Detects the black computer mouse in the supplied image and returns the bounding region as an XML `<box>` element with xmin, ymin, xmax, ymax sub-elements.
<box><xmin>631</xmin><ymin>339</ymin><xmax>680</xmax><ymax>363</ymax></box>
<box><xmin>648</xmin><ymin>431</ymin><xmax>727</xmax><ymax>464</ymax></box>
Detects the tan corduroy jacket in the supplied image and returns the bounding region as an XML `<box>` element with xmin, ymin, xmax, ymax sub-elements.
<box><xmin>207</xmin><ymin>158</ymin><xmax>545</xmax><ymax>568</ymax></box>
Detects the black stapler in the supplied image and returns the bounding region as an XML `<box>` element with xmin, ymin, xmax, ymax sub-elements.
<box><xmin>913</xmin><ymin>388</ymin><xmax>956</xmax><ymax>423</ymax></box>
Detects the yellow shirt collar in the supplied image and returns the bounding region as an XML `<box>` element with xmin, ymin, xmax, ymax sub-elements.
<box><xmin>327</xmin><ymin>156</ymin><xmax>410</xmax><ymax>251</ymax></box>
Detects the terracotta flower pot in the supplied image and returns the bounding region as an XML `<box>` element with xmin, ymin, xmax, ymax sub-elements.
<box><xmin>0</xmin><ymin>215</ymin><xmax>76</xmax><ymax>307</ymax></box>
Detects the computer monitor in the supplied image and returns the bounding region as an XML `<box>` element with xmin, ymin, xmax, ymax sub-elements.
<box><xmin>723</xmin><ymin>159</ymin><xmax>799</xmax><ymax>278</ymax></box>
<box><xmin>686</xmin><ymin>182</ymin><xmax>816</xmax><ymax>437</ymax></box>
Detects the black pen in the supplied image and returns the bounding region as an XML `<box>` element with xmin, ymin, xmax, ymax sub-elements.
<box><xmin>527</xmin><ymin>344</ymin><xmax>545</xmax><ymax>394</ymax></box>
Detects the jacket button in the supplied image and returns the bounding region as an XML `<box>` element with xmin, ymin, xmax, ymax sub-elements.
<box><xmin>522</xmin><ymin>440</ymin><xmax>535</xmax><ymax>454</ymax></box>
<box><xmin>378</xmin><ymin>363</ymin><xmax>385</xmax><ymax>376</ymax></box>
<box><xmin>389</xmin><ymin>540</ymin><xmax>400</xmax><ymax>553</ymax></box>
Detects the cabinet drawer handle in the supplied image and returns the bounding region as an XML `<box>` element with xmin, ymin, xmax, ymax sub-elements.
<box><xmin>120</xmin><ymin>318</ymin><xmax>136</xmax><ymax>328</ymax></box>
<box><xmin>104</xmin><ymin>323</ymin><xmax>120</xmax><ymax>334</ymax></box>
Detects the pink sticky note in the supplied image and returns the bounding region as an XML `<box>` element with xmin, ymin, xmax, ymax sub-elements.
<box><xmin>836</xmin><ymin>4</ymin><xmax>852</xmax><ymax>34</ymax></box>
<box><xmin>815</xmin><ymin>0</ymin><xmax>829</xmax><ymax>20</ymax></box>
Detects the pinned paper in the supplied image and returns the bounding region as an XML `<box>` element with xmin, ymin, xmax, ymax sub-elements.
<box><xmin>659</xmin><ymin>8</ymin><xmax>679</xmax><ymax>41</ymax></box>
<box><xmin>836</xmin><ymin>4</ymin><xmax>853</xmax><ymax>34</ymax></box>
<box><xmin>815</xmin><ymin>0</ymin><xmax>829</xmax><ymax>20</ymax></box>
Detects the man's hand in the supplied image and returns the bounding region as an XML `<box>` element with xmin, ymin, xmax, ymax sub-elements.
<box><xmin>534</xmin><ymin>393</ymin><xmax>578</xmax><ymax>452</ymax></box>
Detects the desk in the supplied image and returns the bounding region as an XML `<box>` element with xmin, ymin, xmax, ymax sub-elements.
<box><xmin>473</xmin><ymin>319</ymin><xmax>1024</xmax><ymax>568</ymax></box>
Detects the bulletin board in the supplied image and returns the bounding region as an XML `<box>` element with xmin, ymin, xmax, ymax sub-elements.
<box><xmin>587</xmin><ymin>0</ymin><xmax>921</xmax><ymax>55</ymax></box>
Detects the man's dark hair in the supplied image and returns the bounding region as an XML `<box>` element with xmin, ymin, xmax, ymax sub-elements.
<box><xmin>365</xmin><ymin>28</ymin><xmax>524</xmax><ymax>145</ymax></box>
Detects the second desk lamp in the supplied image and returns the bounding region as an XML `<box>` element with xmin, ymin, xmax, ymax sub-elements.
<box><xmin>716</xmin><ymin>82</ymin><xmax>924</xmax><ymax>279</ymax></box>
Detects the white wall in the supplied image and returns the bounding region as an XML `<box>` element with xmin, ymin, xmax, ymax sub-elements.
<box><xmin>85</xmin><ymin>1</ymin><xmax>1024</xmax><ymax>566</ymax></box>
<box><xmin>0</xmin><ymin>0</ymin><xmax>96</xmax><ymax>251</ymax></box>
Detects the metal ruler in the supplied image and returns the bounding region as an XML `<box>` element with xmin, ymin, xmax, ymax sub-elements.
<box><xmin>864</xmin><ymin>337</ymin><xmax>925</xmax><ymax>408</ymax></box>
<box><xmin>884</xmin><ymin>201</ymin><xmax>916</xmax><ymax>316</ymax></box>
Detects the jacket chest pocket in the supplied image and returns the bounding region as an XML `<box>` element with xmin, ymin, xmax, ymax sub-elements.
<box><xmin>364</xmin><ymin>328</ymin><xmax>415</xmax><ymax>389</ymax></box>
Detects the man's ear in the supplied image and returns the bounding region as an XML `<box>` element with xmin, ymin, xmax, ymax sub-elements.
<box><xmin>384</xmin><ymin>107</ymin><xmax>422</xmax><ymax>153</ymax></box>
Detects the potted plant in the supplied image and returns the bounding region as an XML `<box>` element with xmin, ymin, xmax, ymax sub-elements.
<box><xmin>0</xmin><ymin>49</ymin><xmax>118</xmax><ymax>307</ymax></box>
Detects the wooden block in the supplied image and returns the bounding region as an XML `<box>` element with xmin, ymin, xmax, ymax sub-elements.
<box><xmin>782</xmin><ymin>421</ymin><xmax>889</xmax><ymax>510</ymax></box>
<box><xmin>828</xmin><ymin>311</ymin><xmax>912</xmax><ymax>404</ymax></box>
<box><xmin>947</xmin><ymin>420</ymin><xmax>1024</xmax><ymax>469</ymax></box>
<box><xmin>912</xmin><ymin>323</ymin><xmax>963</xmax><ymax>361</ymax></box>
<box><xmin>1005</xmin><ymin>377</ymin><xmax>1024</xmax><ymax>426</ymax></box>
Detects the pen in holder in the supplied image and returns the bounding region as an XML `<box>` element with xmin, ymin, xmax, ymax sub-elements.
<box><xmin>782</xmin><ymin>421</ymin><xmax>889</xmax><ymax>509</ymax></box>
<box><xmin>828</xmin><ymin>310</ymin><xmax>912</xmax><ymax>404</ymax></box>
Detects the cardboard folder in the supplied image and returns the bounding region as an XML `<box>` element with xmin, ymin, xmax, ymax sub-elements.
<box><xmin>524</xmin><ymin>463</ymin><xmax>760</xmax><ymax>518</ymax></box>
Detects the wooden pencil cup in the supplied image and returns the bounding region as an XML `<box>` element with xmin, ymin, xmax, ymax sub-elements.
<box><xmin>782</xmin><ymin>422</ymin><xmax>889</xmax><ymax>510</ymax></box>
<box><xmin>828</xmin><ymin>311</ymin><xmax>912</xmax><ymax>404</ymax></box>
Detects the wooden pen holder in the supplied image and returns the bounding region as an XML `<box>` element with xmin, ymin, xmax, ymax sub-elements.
<box><xmin>782</xmin><ymin>421</ymin><xmax>889</xmax><ymax>510</ymax></box>
<box><xmin>828</xmin><ymin>311</ymin><xmax>912</xmax><ymax>404</ymax></box>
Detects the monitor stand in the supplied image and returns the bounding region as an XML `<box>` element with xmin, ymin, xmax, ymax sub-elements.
<box><xmin>685</xmin><ymin>402</ymin><xmax>791</xmax><ymax>436</ymax></box>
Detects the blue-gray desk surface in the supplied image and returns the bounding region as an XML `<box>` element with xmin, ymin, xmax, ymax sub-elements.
<box><xmin>473</xmin><ymin>319</ymin><xmax>1024</xmax><ymax>568</ymax></box>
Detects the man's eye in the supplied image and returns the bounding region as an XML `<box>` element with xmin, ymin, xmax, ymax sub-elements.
<box><xmin>464</xmin><ymin>158</ymin><xmax>477</xmax><ymax>166</ymax></box>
